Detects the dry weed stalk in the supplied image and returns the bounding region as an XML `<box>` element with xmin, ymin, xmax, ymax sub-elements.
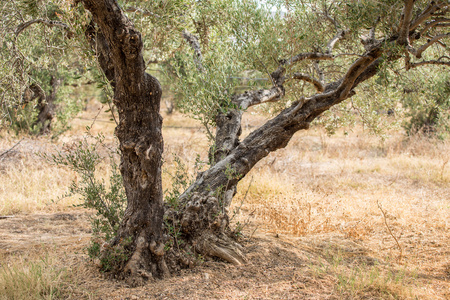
<box><xmin>231</xmin><ymin>177</ymin><xmax>258</xmax><ymax>237</ymax></box>
<box><xmin>441</xmin><ymin>157</ymin><xmax>449</xmax><ymax>180</ymax></box>
<box><xmin>376</xmin><ymin>200</ymin><xmax>403</xmax><ymax>263</ymax></box>
<box><xmin>0</xmin><ymin>138</ymin><xmax>23</xmax><ymax>161</ymax></box>
<box><xmin>230</xmin><ymin>176</ymin><xmax>254</xmax><ymax>222</ymax></box>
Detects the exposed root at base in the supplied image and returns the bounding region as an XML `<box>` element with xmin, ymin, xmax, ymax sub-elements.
<box><xmin>195</xmin><ymin>232</ymin><xmax>247</xmax><ymax>265</ymax></box>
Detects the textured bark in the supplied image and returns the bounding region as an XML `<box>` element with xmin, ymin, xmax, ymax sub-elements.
<box><xmin>82</xmin><ymin>0</ymin><xmax>167</xmax><ymax>284</ymax></box>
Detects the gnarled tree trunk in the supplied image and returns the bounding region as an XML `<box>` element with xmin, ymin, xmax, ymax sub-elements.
<box><xmin>80</xmin><ymin>0</ymin><xmax>449</xmax><ymax>285</ymax></box>
<box><xmin>82</xmin><ymin>0</ymin><xmax>167</xmax><ymax>285</ymax></box>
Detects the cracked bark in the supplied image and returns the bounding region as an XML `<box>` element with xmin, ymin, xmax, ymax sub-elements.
<box><xmin>82</xmin><ymin>0</ymin><xmax>167</xmax><ymax>285</ymax></box>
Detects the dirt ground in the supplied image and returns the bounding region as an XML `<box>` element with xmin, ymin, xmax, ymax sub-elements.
<box><xmin>0</xmin><ymin>209</ymin><xmax>448</xmax><ymax>299</ymax></box>
<box><xmin>0</xmin><ymin>106</ymin><xmax>449</xmax><ymax>299</ymax></box>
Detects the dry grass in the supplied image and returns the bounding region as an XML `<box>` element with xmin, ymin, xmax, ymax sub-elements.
<box><xmin>0</xmin><ymin>254</ymin><xmax>70</xmax><ymax>300</ymax></box>
<box><xmin>229</xmin><ymin>125</ymin><xmax>449</xmax><ymax>299</ymax></box>
<box><xmin>0</xmin><ymin>104</ymin><xmax>449</xmax><ymax>299</ymax></box>
<box><xmin>0</xmin><ymin>137</ymin><xmax>80</xmax><ymax>215</ymax></box>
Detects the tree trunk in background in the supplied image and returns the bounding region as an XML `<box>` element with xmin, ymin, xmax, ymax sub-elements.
<box><xmin>22</xmin><ymin>76</ymin><xmax>59</xmax><ymax>135</ymax></box>
<box><xmin>34</xmin><ymin>76</ymin><xmax>59</xmax><ymax>134</ymax></box>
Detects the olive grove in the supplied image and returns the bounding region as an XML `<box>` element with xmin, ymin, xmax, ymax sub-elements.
<box><xmin>2</xmin><ymin>0</ymin><xmax>449</xmax><ymax>284</ymax></box>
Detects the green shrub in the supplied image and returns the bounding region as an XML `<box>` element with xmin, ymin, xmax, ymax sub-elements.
<box><xmin>402</xmin><ymin>72</ymin><xmax>450</xmax><ymax>138</ymax></box>
<box><xmin>45</xmin><ymin>130</ymin><xmax>127</xmax><ymax>270</ymax></box>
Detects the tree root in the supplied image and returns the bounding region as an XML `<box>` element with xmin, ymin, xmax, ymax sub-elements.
<box><xmin>108</xmin><ymin>232</ymin><xmax>170</xmax><ymax>286</ymax></box>
<box><xmin>195</xmin><ymin>231</ymin><xmax>247</xmax><ymax>265</ymax></box>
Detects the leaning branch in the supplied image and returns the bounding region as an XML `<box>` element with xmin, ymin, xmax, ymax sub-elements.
<box><xmin>271</xmin><ymin>52</ymin><xmax>333</xmax><ymax>85</ymax></box>
<box><xmin>336</xmin><ymin>46</ymin><xmax>382</xmax><ymax>99</ymax></box>
<box><xmin>0</xmin><ymin>139</ymin><xmax>24</xmax><ymax>160</ymax></box>
<box><xmin>410</xmin><ymin>1</ymin><xmax>449</xmax><ymax>31</ymax></box>
<box><xmin>292</xmin><ymin>73</ymin><xmax>324</xmax><ymax>92</ymax></box>
<box><xmin>414</xmin><ymin>33</ymin><xmax>450</xmax><ymax>58</ymax></box>
<box><xmin>232</xmin><ymin>86</ymin><xmax>285</xmax><ymax>110</ymax></box>
<box><xmin>408</xmin><ymin>57</ymin><xmax>450</xmax><ymax>69</ymax></box>
<box><xmin>15</xmin><ymin>19</ymin><xmax>70</xmax><ymax>36</ymax></box>
<box><xmin>327</xmin><ymin>30</ymin><xmax>347</xmax><ymax>54</ymax></box>
<box><xmin>377</xmin><ymin>200</ymin><xmax>403</xmax><ymax>263</ymax></box>
<box><xmin>397</xmin><ymin>0</ymin><xmax>415</xmax><ymax>46</ymax></box>
<box><xmin>419</xmin><ymin>18</ymin><xmax>450</xmax><ymax>35</ymax></box>
<box><xmin>182</xmin><ymin>30</ymin><xmax>204</xmax><ymax>72</ymax></box>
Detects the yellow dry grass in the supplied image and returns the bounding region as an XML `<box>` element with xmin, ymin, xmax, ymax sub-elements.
<box><xmin>0</xmin><ymin>104</ymin><xmax>449</xmax><ymax>299</ymax></box>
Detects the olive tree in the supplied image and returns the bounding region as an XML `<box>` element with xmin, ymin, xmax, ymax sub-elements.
<box><xmin>72</xmin><ymin>0</ymin><xmax>450</xmax><ymax>284</ymax></box>
<box><xmin>0</xmin><ymin>0</ymin><xmax>99</xmax><ymax>135</ymax></box>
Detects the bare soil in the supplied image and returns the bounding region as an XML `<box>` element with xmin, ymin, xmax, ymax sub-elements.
<box><xmin>1</xmin><ymin>209</ymin><xmax>449</xmax><ymax>299</ymax></box>
<box><xmin>1</xmin><ymin>108</ymin><xmax>449</xmax><ymax>299</ymax></box>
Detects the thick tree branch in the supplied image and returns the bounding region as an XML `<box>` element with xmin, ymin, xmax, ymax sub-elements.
<box><xmin>413</xmin><ymin>33</ymin><xmax>450</xmax><ymax>58</ymax></box>
<box><xmin>397</xmin><ymin>0</ymin><xmax>416</xmax><ymax>46</ymax></box>
<box><xmin>217</xmin><ymin>37</ymin><xmax>384</xmax><ymax>172</ymax></box>
<box><xmin>419</xmin><ymin>18</ymin><xmax>450</xmax><ymax>34</ymax></box>
<box><xmin>410</xmin><ymin>1</ymin><xmax>449</xmax><ymax>31</ymax></box>
<box><xmin>232</xmin><ymin>86</ymin><xmax>285</xmax><ymax>110</ymax></box>
<box><xmin>352</xmin><ymin>58</ymin><xmax>384</xmax><ymax>89</ymax></box>
<box><xmin>15</xmin><ymin>19</ymin><xmax>70</xmax><ymax>36</ymax></box>
<box><xmin>292</xmin><ymin>72</ymin><xmax>324</xmax><ymax>92</ymax></box>
<box><xmin>186</xmin><ymin>45</ymin><xmax>385</xmax><ymax>201</ymax></box>
<box><xmin>335</xmin><ymin>47</ymin><xmax>383</xmax><ymax>99</ymax></box>
<box><xmin>408</xmin><ymin>56</ymin><xmax>450</xmax><ymax>68</ymax></box>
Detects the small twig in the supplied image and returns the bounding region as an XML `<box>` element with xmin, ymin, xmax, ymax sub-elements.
<box><xmin>88</xmin><ymin>105</ymin><xmax>104</xmax><ymax>130</ymax></box>
<box><xmin>250</xmin><ymin>224</ymin><xmax>259</xmax><ymax>239</ymax></box>
<box><xmin>377</xmin><ymin>200</ymin><xmax>402</xmax><ymax>262</ymax></box>
<box><xmin>0</xmin><ymin>139</ymin><xmax>24</xmax><ymax>161</ymax></box>
<box><xmin>0</xmin><ymin>216</ymin><xmax>15</xmax><ymax>219</ymax></box>
<box><xmin>15</xmin><ymin>19</ymin><xmax>70</xmax><ymax>36</ymax></box>
<box><xmin>385</xmin><ymin>173</ymin><xmax>400</xmax><ymax>186</ymax></box>
<box><xmin>202</xmin><ymin>121</ymin><xmax>215</xmax><ymax>142</ymax></box>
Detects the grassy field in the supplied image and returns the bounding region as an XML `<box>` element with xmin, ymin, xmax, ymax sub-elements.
<box><xmin>0</xmin><ymin>102</ymin><xmax>449</xmax><ymax>299</ymax></box>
